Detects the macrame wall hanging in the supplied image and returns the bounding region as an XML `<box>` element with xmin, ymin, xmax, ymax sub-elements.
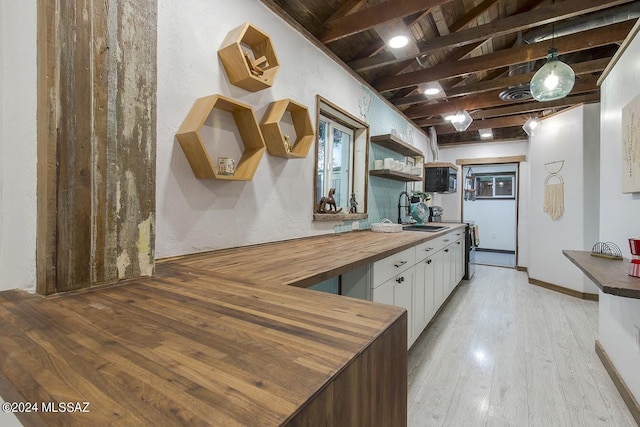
<box><xmin>543</xmin><ymin>160</ymin><xmax>565</xmax><ymax>220</ymax></box>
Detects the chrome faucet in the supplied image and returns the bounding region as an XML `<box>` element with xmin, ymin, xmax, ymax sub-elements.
<box><xmin>398</xmin><ymin>191</ymin><xmax>411</xmax><ymax>224</ymax></box>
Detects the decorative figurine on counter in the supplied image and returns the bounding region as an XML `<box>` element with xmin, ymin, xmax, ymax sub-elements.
<box><xmin>317</xmin><ymin>188</ymin><xmax>343</xmax><ymax>214</ymax></box>
<box><xmin>349</xmin><ymin>193</ymin><xmax>358</xmax><ymax>213</ymax></box>
<box><xmin>283</xmin><ymin>134</ymin><xmax>291</xmax><ymax>153</ymax></box>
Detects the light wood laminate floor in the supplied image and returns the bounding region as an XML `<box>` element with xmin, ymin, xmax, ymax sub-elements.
<box><xmin>408</xmin><ymin>265</ymin><xmax>637</xmax><ymax>427</ymax></box>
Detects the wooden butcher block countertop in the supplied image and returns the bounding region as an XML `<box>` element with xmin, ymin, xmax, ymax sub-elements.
<box><xmin>0</xmin><ymin>226</ymin><xmax>461</xmax><ymax>426</ymax></box>
<box><xmin>168</xmin><ymin>224</ymin><xmax>465</xmax><ymax>288</ymax></box>
<box><xmin>563</xmin><ymin>250</ymin><xmax>640</xmax><ymax>299</ymax></box>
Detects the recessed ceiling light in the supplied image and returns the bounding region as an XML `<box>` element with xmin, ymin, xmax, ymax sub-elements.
<box><xmin>479</xmin><ymin>128</ymin><xmax>493</xmax><ymax>139</ymax></box>
<box><xmin>388</xmin><ymin>35</ymin><xmax>409</xmax><ymax>49</ymax></box>
<box><xmin>424</xmin><ymin>87</ymin><xmax>441</xmax><ymax>95</ymax></box>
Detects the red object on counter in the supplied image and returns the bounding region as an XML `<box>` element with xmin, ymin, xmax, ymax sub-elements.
<box><xmin>629</xmin><ymin>238</ymin><xmax>640</xmax><ymax>256</ymax></box>
<box><xmin>630</xmin><ymin>259</ymin><xmax>640</xmax><ymax>278</ymax></box>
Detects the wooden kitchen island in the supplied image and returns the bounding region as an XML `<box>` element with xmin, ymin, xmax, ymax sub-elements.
<box><xmin>0</xmin><ymin>227</ymin><xmax>462</xmax><ymax>426</ymax></box>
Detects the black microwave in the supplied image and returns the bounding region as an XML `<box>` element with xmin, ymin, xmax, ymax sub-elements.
<box><xmin>424</xmin><ymin>166</ymin><xmax>457</xmax><ymax>193</ymax></box>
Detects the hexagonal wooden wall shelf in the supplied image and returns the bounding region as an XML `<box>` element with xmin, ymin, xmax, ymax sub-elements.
<box><xmin>176</xmin><ymin>94</ymin><xmax>265</xmax><ymax>181</ymax></box>
<box><xmin>218</xmin><ymin>22</ymin><xmax>280</xmax><ymax>92</ymax></box>
<box><xmin>260</xmin><ymin>99</ymin><xmax>314</xmax><ymax>159</ymax></box>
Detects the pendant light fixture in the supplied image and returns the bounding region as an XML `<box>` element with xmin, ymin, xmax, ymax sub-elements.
<box><xmin>530</xmin><ymin>5</ymin><xmax>575</xmax><ymax>102</ymax></box>
<box><xmin>448</xmin><ymin>110</ymin><xmax>473</xmax><ymax>132</ymax></box>
<box><xmin>522</xmin><ymin>116</ymin><xmax>541</xmax><ymax>136</ymax></box>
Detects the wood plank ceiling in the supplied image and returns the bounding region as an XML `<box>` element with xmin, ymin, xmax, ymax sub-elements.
<box><xmin>261</xmin><ymin>0</ymin><xmax>640</xmax><ymax>145</ymax></box>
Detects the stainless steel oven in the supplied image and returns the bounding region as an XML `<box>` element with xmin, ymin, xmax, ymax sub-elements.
<box><xmin>465</xmin><ymin>222</ymin><xmax>477</xmax><ymax>280</ymax></box>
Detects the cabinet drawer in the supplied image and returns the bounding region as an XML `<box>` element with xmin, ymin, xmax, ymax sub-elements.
<box><xmin>372</xmin><ymin>247</ymin><xmax>415</xmax><ymax>288</ymax></box>
<box><xmin>415</xmin><ymin>233</ymin><xmax>453</xmax><ymax>260</ymax></box>
<box><xmin>451</xmin><ymin>228</ymin><xmax>465</xmax><ymax>242</ymax></box>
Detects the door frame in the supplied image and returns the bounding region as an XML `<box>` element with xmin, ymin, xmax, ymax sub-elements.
<box><xmin>456</xmin><ymin>155</ymin><xmax>526</xmax><ymax>268</ymax></box>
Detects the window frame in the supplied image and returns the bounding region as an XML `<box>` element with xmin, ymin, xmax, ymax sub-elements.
<box><xmin>313</xmin><ymin>96</ymin><xmax>369</xmax><ymax>220</ymax></box>
<box><xmin>474</xmin><ymin>173</ymin><xmax>516</xmax><ymax>199</ymax></box>
<box><xmin>317</xmin><ymin>117</ymin><xmax>354</xmax><ymax>209</ymax></box>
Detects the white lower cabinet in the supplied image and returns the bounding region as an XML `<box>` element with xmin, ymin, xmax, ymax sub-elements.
<box><xmin>373</xmin><ymin>267</ymin><xmax>415</xmax><ymax>348</ymax></box>
<box><xmin>370</xmin><ymin>226</ymin><xmax>466</xmax><ymax>349</ymax></box>
<box><xmin>415</xmin><ymin>255</ymin><xmax>436</xmax><ymax>331</ymax></box>
<box><xmin>432</xmin><ymin>248</ymin><xmax>445</xmax><ymax>308</ymax></box>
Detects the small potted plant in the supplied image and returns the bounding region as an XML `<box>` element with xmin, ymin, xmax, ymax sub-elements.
<box><xmin>411</xmin><ymin>191</ymin><xmax>431</xmax><ymax>204</ymax></box>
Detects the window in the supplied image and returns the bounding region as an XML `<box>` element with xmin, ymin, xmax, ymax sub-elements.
<box><xmin>317</xmin><ymin>118</ymin><xmax>353</xmax><ymax>209</ymax></box>
<box><xmin>475</xmin><ymin>173</ymin><xmax>515</xmax><ymax>199</ymax></box>
<box><xmin>314</xmin><ymin>96</ymin><xmax>369</xmax><ymax>218</ymax></box>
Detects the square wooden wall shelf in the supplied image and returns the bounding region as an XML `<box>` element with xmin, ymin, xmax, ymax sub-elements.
<box><xmin>176</xmin><ymin>94</ymin><xmax>266</xmax><ymax>181</ymax></box>
<box><xmin>260</xmin><ymin>99</ymin><xmax>314</xmax><ymax>159</ymax></box>
<box><xmin>218</xmin><ymin>22</ymin><xmax>280</xmax><ymax>92</ymax></box>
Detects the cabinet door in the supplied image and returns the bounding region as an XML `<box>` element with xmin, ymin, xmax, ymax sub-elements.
<box><xmin>423</xmin><ymin>257</ymin><xmax>436</xmax><ymax>324</ymax></box>
<box><xmin>372</xmin><ymin>279</ymin><xmax>394</xmax><ymax>306</ymax></box>
<box><xmin>394</xmin><ymin>268</ymin><xmax>414</xmax><ymax>348</ymax></box>
<box><xmin>372</xmin><ymin>268</ymin><xmax>415</xmax><ymax>348</ymax></box>
<box><xmin>455</xmin><ymin>239</ymin><xmax>465</xmax><ymax>283</ymax></box>
<box><xmin>414</xmin><ymin>259</ymin><xmax>427</xmax><ymax>333</ymax></box>
<box><xmin>433</xmin><ymin>249</ymin><xmax>445</xmax><ymax>307</ymax></box>
<box><xmin>442</xmin><ymin>245</ymin><xmax>452</xmax><ymax>298</ymax></box>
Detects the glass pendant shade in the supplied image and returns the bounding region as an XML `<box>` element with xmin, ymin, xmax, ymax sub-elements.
<box><xmin>530</xmin><ymin>48</ymin><xmax>575</xmax><ymax>102</ymax></box>
<box><xmin>450</xmin><ymin>110</ymin><xmax>473</xmax><ymax>131</ymax></box>
<box><xmin>522</xmin><ymin>117</ymin><xmax>541</xmax><ymax>136</ymax></box>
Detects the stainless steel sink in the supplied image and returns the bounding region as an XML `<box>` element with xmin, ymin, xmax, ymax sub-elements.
<box><xmin>403</xmin><ymin>224</ymin><xmax>450</xmax><ymax>232</ymax></box>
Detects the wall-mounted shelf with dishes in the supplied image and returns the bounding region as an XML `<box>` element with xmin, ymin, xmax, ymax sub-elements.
<box><xmin>369</xmin><ymin>134</ymin><xmax>423</xmax><ymax>182</ymax></box>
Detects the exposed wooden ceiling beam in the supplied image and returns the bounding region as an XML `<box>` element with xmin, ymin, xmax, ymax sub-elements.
<box><xmin>320</xmin><ymin>0</ymin><xmax>450</xmax><ymax>43</ymax></box>
<box><xmin>374</xmin><ymin>20</ymin><xmax>635</xmax><ymax>92</ymax></box>
<box><xmin>349</xmin><ymin>0</ymin><xmax>612</xmax><ymax>71</ymax></box>
<box><xmin>392</xmin><ymin>56</ymin><xmax>611</xmax><ymax>107</ymax></box>
<box><xmin>435</xmin><ymin>127</ymin><xmax>528</xmax><ymax>144</ymax></box>
<box><xmin>433</xmin><ymin>115</ymin><xmax>531</xmax><ymax>135</ymax></box>
<box><xmin>349</xmin><ymin>3</ymin><xmax>494</xmax><ymax>72</ymax></box>
<box><xmin>325</xmin><ymin>0</ymin><xmax>366</xmax><ymax>24</ymax></box>
<box><xmin>416</xmin><ymin>0</ymin><xmax>634</xmax><ymax>55</ymax></box>
<box><xmin>474</xmin><ymin>92</ymin><xmax>601</xmax><ymax>120</ymax></box>
<box><xmin>406</xmin><ymin>76</ymin><xmax>599</xmax><ymax>119</ymax></box>
<box><xmin>414</xmin><ymin>92</ymin><xmax>601</xmax><ymax>126</ymax></box>
<box><xmin>449</xmin><ymin>0</ymin><xmax>500</xmax><ymax>33</ymax></box>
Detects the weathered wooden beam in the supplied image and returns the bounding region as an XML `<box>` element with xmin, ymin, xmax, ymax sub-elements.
<box><xmin>36</xmin><ymin>0</ymin><xmax>59</xmax><ymax>295</ymax></box>
<box><xmin>55</xmin><ymin>0</ymin><xmax>96</xmax><ymax>291</ymax></box>
<box><xmin>375</xmin><ymin>20</ymin><xmax>635</xmax><ymax>92</ymax></box>
<box><xmin>393</xmin><ymin>56</ymin><xmax>611</xmax><ymax>107</ymax></box>
<box><xmin>320</xmin><ymin>0</ymin><xmax>449</xmax><ymax>43</ymax></box>
<box><xmin>37</xmin><ymin>0</ymin><xmax>157</xmax><ymax>295</ymax></box>
<box><xmin>110</xmin><ymin>0</ymin><xmax>157</xmax><ymax>283</ymax></box>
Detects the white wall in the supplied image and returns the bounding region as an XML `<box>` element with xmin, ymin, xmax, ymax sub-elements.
<box><xmin>436</xmin><ymin>140</ymin><xmax>529</xmax><ymax>266</ymax></box>
<box><xmin>528</xmin><ymin>105</ymin><xmax>600</xmax><ymax>294</ymax></box>
<box><xmin>599</xmin><ymin>26</ymin><xmax>640</xmax><ymax>403</ymax></box>
<box><xmin>463</xmin><ymin>164</ymin><xmax>517</xmax><ymax>252</ymax></box>
<box><xmin>156</xmin><ymin>0</ymin><xmax>427</xmax><ymax>258</ymax></box>
<box><xmin>0</xmin><ymin>0</ymin><xmax>427</xmax><ymax>290</ymax></box>
<box><xmin>0</xmin><ymin>1</ymin><xmax>37</xmax><ymax>292</ymax></box>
